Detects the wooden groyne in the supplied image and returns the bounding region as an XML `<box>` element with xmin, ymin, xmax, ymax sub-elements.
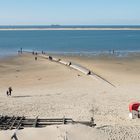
<box><xmin>20</xmin><ymin>51</ymin><xmax>115</xmax><ymax>87</ymax></box>
<box><xmin>0</xmin><ymin>116</ymin><xmax>96</xmax><ymax>130</ymax></box>
<box><xmin>90</xmin><ymin>72</ymin><xmax>115</xmax><ymax>87</ymax></box>
<box><xmin>59</xmin><ymin>60</ymin><xmax>71</xmax><ymax>66</ymax></box>
<box><xmin>70</xmin><ymin>63</ymin><xmax>91</xmax><ymax>75</ymax></box>
<box><xmin>52</xmin><ymin>57</ymin><xmax>61</xmax><ymax>62</ymax></box>
<box><xmin>45</xmin><ymin>55</ymin><xmax>115</xmax><ymax>87</ymax></box>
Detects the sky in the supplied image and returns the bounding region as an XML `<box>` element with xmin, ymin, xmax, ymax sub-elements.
<box><xmin>0</xmin><ymin>0</ymin><xmax>140</xmax><ymax>25</ymax></box>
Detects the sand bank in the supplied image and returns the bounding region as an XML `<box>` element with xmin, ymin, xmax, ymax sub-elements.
<box><xmin>1</xmin><ymin>27</ymin><xmax>140</xmax><ymax>31</ymax></box>
<box><xmin>0</xmin><ymin>53</ymin><xmax>140</xmax><ymax>139</ymax></box>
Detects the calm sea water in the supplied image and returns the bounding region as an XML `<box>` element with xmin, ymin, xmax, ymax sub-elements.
<box><xmin>0</xmin><ymin>30</ymin><xmax>140</xmax><ymax>57</ymax></box>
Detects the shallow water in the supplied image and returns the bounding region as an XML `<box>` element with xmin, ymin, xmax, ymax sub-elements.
<box><xmin>0</xmin><ymin>30</ymin><xmax>140</xmax><ymax>57</ymax></box>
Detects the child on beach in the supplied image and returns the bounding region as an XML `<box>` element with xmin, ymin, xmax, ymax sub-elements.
<box><xmin>8</xmin><ymin>87</ymin><xmax>12</xmax><ymax>96</ymax></box>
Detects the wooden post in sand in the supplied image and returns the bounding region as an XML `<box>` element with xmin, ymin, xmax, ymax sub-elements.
<box><xmin>33</xmin><ymin>116</ymin><xmax>38</xmax><ymax>127</ymax></box>
<box><xmin>63</xmin><ymin>116</ymin><xmax>66</xmax><ymax>124</ymax></box>
<box><xmin>90</xmin><ymin>117</ymin><xmax>96</xmax><ymax>127</ymax></box>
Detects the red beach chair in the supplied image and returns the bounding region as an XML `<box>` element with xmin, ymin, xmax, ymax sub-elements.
<box><xmin>129</xmin><ymin>102</ymin><xmax>140</xmax><ymax>112</ymax></box>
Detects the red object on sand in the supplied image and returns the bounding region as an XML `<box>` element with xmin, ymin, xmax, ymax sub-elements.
<box><xmin>129</xmin><ymin>102</ymin><xmax>140</xmax><ymax>112</ymax></box>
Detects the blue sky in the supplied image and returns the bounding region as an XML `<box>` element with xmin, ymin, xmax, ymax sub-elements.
<box><xmin>0</xmin><ymin>0</ymin><xmax>140</xmax><ymax>25</ymax></box>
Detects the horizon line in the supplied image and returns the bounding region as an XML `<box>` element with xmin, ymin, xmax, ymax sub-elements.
<box><xmin>0</xmin><ymin>24</ymin><xmax>140</xmax><ymax>26</ymax></box>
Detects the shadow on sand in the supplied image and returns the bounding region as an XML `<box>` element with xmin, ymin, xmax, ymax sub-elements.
<box><xmin>11</xmin><ymin>93</ymin><xmax>58</xmax><ymax>98</ymax></box>
<box><xmin>12</xmin><ymin>95</ymin><xmax>32</xmax><ymax>98</ymax></box>
<box><xmin>96</xmin><ymin>125</ymin><xmax>112</xmax><ymax>129</ymax></box>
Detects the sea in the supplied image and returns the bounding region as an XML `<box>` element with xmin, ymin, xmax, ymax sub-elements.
<box><xmin>0</xmin><ymin>25</ymin><xmax>140</xmax><ymax>57</ymax></box>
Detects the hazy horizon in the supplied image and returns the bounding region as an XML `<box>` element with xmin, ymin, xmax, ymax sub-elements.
<box><xmin>0</xmin><ymin>24</ymin><xmax>140</xmax><ymax>27</ymax></box>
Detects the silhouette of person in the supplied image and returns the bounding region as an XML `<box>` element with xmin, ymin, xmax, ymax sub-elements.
<box><xmin>8</xmin><ymin>87</ymin><xmax>12</xmax><ymax>96</ymax></box>
<box><xmin>35</xmin><ymin>57</ymin><xmax>37</xmax><ymax>61</ymax></box>
<box><xmin>20</xmin><ymin>48</ymin><xmax>22</xmax><ymax>54</ymax></box>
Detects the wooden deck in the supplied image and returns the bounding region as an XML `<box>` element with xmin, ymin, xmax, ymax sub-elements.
<box><xmin>0</xmin><ymin>116</ymin><xmax>96</xmax><ymax>130</ymax></box>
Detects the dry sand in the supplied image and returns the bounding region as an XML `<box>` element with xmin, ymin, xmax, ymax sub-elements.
<box><xmin>0</xmin><ymin>53</ymin><xmax>140</xmax><ymax>140</ymax></box>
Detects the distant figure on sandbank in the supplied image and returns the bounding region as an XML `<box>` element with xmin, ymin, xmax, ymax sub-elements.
<box><xmin>17</xmin><ymin>48</ymin><xmax>23</xmax><ymax>55</ymax></box>
<box><xmin>42</xmin><ymin>50</ymin><xmax>45</xmax><ymax>54</ymax></box>
<box><xmin>32</xmin><ymin>51</ymin><xmax>38</xmax><ymax>55</ymax></box>
<box><xmin>109</xmin><ymin>49</ymin><xmax>115</xmax><ymax>55</ymax></box>
<box><xmin>20</xmin><ymin>48</ymin><xmax>22</xmax><ymax>54</ymax></box>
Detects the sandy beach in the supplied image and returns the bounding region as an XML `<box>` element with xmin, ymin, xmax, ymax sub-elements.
<box><xmin>0</xmin><ymin>53</ymin><xmax>140</xmax><ymax>139</ymax></box>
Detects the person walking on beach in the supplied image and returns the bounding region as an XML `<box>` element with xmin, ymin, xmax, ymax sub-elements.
<box><xmin>8</xmin><ymin>87</ymin><xmax>12</xmax><ymax>96</ymax></box>
<box><xmin>20</xmin><ymin>48</ymin><xmax>22</xmax><ymax>54</ymax></box>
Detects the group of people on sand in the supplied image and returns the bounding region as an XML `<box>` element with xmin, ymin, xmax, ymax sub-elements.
<box><xmin>32</xmin><ymin>50</ymin><xmax>45</xmax><ymax>61</ymax></box>
<box><xmin>6</xmin><ymin>87</ymin><xmax>13</xmax><ymax>96</ymax></box>
<box><xmin>32</xmin><ymin>51</ymin><xmax>38</xmax><ymax>61</ymax></box>
<box><xmin>18</xmin><ymin>48</ymin><xmax>46</xmax><ymax>61</ymax></box>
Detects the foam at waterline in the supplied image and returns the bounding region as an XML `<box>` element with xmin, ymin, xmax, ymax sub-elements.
<box><xmin>46</xmin><ymin>50</ymin><xmax>140</xmax><ymax>58</ymax></box>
